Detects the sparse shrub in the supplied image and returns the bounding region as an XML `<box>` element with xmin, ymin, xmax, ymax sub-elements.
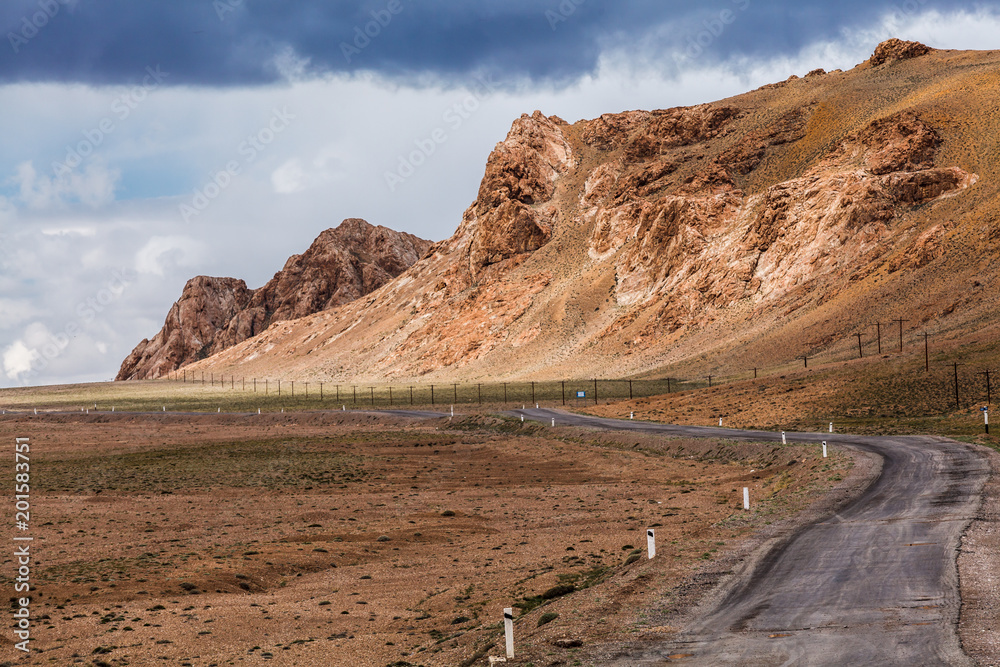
<box><xmin>537</xmin><ymin>612</ymin><xmax>559</xmax><ymax>627</ymax></box>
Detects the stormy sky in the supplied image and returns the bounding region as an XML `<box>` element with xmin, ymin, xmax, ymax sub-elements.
<box><xmin>0</xmin><ymin>0</ymin><xmax>997</xmax><ymax>387</ymax></box>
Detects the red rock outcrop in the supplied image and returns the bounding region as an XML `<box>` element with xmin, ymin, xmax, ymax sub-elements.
<box><xmin>468</xmin><ymin>111</ymin><xmax>573</xmax><ymax>275</ymax></box>
<box><xmin>116</xmin><ymin>277</ymin><xmax>253</xmax><ymax>380</ymax></box>
<box><xmin>869</xmin><ymin>39</ymin><xmax>933</xmax><ymax>67</ymax></box>
<box><xmin>116</xmin><ymin>219</ymin><xmax>431</xmax><ymax>380</ymax></box>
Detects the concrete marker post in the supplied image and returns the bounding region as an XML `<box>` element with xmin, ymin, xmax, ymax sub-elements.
<box><xmin>504</xmin><ymin>608</ymin><xmax>514</xmax><ymax>658</ymax></box>
<box><xmin>719</xmin><ymin>417</ymin><xmax>723</xmax><ymax>427</ymax></box>
<box><xmin>630</xmin><ymin>411</ymin><xmax>634</xmax><ymax>420</ymax></box>
<box><xmin>743</xmin><ymin>487</ymin><xmax>750</xmax><ymax>510</ymax></box>
<box><xmin>781</xmin><ymin>431</ymin><xmax>786</xmax><ymax>444</ymax></box>
<box><xmin>646</xmin><ymin>528</ymin><xmax>656</xmax><ymax>559</ymax></box>
<box><xmin>822</xmin><ymin>441</ymin><xmax>828</xmax><ymax>458</ymax></box>
<box><xmin>551</xmin><ymin>418</ymin><xmax>555</xmax><ymax>427</ymax></box>
<box><xmin>829</xmin><ymin>422</ymin><xmax>833</xmax><ymax>433</ymax></box>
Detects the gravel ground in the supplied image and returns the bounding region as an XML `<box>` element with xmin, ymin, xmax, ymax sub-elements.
<box><xmin>958</xmin><ymin>444</ymin><xmax>1000</xmax><ymax>666</ymax></box>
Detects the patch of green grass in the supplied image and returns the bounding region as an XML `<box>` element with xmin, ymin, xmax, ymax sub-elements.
<box><xmin>32</xmin><ymin>437</ymin><xmax>370</xmax><ymax>493</ymax></box>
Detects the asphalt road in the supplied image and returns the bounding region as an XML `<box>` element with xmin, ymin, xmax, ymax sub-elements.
<box><xmin>513</xmin><ymin>408</ymin><xmax>991</xmax><ymax>666</ymax></box>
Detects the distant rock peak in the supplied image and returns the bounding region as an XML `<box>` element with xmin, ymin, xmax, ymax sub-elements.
<box><xmin>869</xmin><ymin>39</ymin><xmax>933</xmax><ymax>67</ymax></box>
<box><xmin>116</xmin><ymin>219</ymin><xmax>431</xmax><ymax>380</ymax></box>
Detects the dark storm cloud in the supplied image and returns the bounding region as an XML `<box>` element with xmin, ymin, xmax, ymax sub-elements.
<box><xmin>0</xmin><ymin>0</ymin><xmax>980</xmax><ymax>86</ymax></box>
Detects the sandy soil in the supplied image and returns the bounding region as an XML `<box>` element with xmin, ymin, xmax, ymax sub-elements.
<box><xmin>0</xmin><ymin>411</ymin><xmax>851</xmax><ymax>666</ymax></box>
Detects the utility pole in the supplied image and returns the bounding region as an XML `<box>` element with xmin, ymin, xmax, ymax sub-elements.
<box><xmin>923</xmin><ymin>333</ymin><xmax>930</xmax><ymax>372</ymax></box>
<box><xmin>561</xmin><ymin>381</ymin><xmax>566</xmax><ymax>406</ymax></box>
<box><xmin>800</xmin><ymin>356</ymin><xmax>809</xmax><ymax>369</ymax></box>
<box><xmin>478</xmin><ymin>383</ymin><xmax>483</xmax><ymax>405</ymax></box>
<box><xmin>503</xmin><ymin>382</ymin><xmax>508</xmax><ymax>404</ymax></box>
<box><xmin>854</xmin><ymin>333</ymin><xmax>864</xmax><ymax>358</ymax></box>
<box><xmin>667</xmin><ymin>378</ymin><xmax>672</xmax><ymax>393</ymax></box>
<box><xmin>706</xmin><ymin>375</ymin><xmax>713</xmax><ymax>388</ymax></box>
<box><xmin>628</xmin><ymin>379</ymin><xmax>633</xmax><ymax>400</ymax></box>
<box><xmin>409</xmin><ymin>386</ymin><xmax>414</xmax><ymax>405</ymax></box>
<box><xmin>593</xmin><ymin>378</ymin><xmax>598</xmax><ymax>405</ymax></box>
<box><xmin>753</xmin><ymin>367</ymin><xmax>758</xmax><ymax>379</ymax></box>
<box><xmin>872</xmin><ymin>323</ymin><xmax>882</xmax><ymax>354</ymax></box>
<box><xmin>952</xmin><ymin>362</ymin><xmax>963</xmax><ymax>410</ymax></box>
<box><xmin>388</xmin><ymin>386</ymin><xmax>393</xmax><ymax>406</ymax></box>
<box><xmin>892</xmin><ymin>319</ymin><xmax>909</xmax><ymax>353</ymax></box>
<box><xmin>531</xmin><ymin>381</ymin><xmax>535</xmax><ymax>405</ymax></box>
<box><xmin>453</xmin><ymin>384</ymin><xmax>458</xmax><ymax>403</ymax></box>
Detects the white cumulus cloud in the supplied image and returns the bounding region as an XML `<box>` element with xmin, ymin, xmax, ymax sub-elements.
<box><xmin>2</xmin><ymin>340</ymin><xmax>38</xmax><ymax>380</ymax></box>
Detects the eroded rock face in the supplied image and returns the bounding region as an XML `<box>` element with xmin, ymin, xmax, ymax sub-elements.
<box><xmin>869</xmin><ymin>39</ymin><xmax>933</xmax><ymax>67</ymax></box>
<box><xmin>116</xmin><ymin>219</ymin><xmax>431</xmax><ymax>380</ymax></box>
<box><xmin>468</xmin><ymin>111</ymin><xmax>573</xmax><ymax>275</ymax></box>
<box><xmin>585</xmin><ymin>109</ymin><xmax>975</xmax><ymax>329</ymax></box>
<box><xmin>116</xmin><ymin>277</ymin><xmax>253</xmax><ymax>380</ymax></box>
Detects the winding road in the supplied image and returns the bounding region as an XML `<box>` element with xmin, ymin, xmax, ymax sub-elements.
<box><xmin>512</xmin><ymin>408</ymin><xmax>991</xmax><ymax>666</ymax></box>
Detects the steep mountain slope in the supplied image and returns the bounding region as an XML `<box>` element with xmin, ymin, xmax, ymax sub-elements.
<box><xmin>117</xmin><ymin>219</ymin><xmax>431</xmax><ymax>380</ymax></box>
<box><xmin>183</xmin><ymin>41</ymin><xmax>1000</xmax><ymax>383</ymax></box>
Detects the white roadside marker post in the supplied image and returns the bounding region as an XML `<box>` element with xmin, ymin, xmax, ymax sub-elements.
<box><xmin>647</xmin><ymin>528</ymin><xmax>656</xmax><ymax>559</ymax></box>
<box><xmin>829</xmin><ymin>422</ymin><xmax>833</xmax><ymax>433</ymax></box>
<box><xmin>162</xmin><ymin>406</ymin><xmax>165</xmax><ymax>412</ymax></box>
<box><xmin>630</xmin><ymin>411</ymin><xmax>634</xmax><ymax>420</ymax></box>
<box><xmin>743</xmin><ymin>487</ymin><xmax>750</xmax><ymax>510</ymax></box>
<box><xmin>719</xmin><ymin>417</ymin><xmax>723</xmax><ymax>427</ymax></box>
<box><xmin>822</xmin><ymin>441</ymin><xmax>828</xmax><ymax>458</ymax></box>
<box><xmin>450</xmin><ymin>405</ymin><xmax>454</xmax><ymax>416</ymax></box>
<box><xmin>781</xmin><ymin>431</ymin><xmax>786</xmax><ymax>444</ymax></box>
<box><xmin>551</xmin><ymin>418</ymin><xmax>555</xmax><ymax>427</ymax></box>
<box><xmin>520</xmin><ymin>414</ymin><xmax>524</xmax><ymax>422</ymax></box>
<box><xmin>258</xmin><ymin>408</ymin><xmax>261</xmax><ymax>415</ymax></box>
<box><xmin>504</xmin><ymin>608</ymin><xmax>515</xmax><ymax>658</ymax></box>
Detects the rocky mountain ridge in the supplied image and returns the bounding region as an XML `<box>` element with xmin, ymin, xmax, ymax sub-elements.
<box><xmin>164</xmin><ymin>41</ymin><xmax>1000</xmax><ymax>382</ymax></box>
<box><xmin>117</xmin><ymin>219</ymin><xmax>431</xmax><ymax>380</ymax></box>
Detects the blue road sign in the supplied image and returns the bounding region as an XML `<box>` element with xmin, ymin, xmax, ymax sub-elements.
<box><xmin>576</xmin><ymin>391</ymin><xmax>586</xmax><ymax>398</ymax></box>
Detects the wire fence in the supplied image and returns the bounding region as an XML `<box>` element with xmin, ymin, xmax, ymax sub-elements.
<box><xmin>162</xmin><ymin>374</ymin><xmax>706</xmax><ymax>408</ymax></box>
<box><xmin>151</xmin><ymin>327</ymin><xmax>1000</xmax><ymax>416</ymax></box>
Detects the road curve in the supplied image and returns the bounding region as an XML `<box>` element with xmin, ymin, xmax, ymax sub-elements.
<box><xmin>513</xmin><ymin>408</ymin><xmax>991</xmax><ymax>666</ymax></box>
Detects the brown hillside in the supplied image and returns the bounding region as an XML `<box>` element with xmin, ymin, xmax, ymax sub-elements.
<box><xmin>182</xmin><ymin>41</ymin><xmax>1000</xmax><ymax>384</ymax></box>
<box><xmin>117</xmin><ymin>219</ymin><xmax>431</xmax><ymax>380</ymax></box>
